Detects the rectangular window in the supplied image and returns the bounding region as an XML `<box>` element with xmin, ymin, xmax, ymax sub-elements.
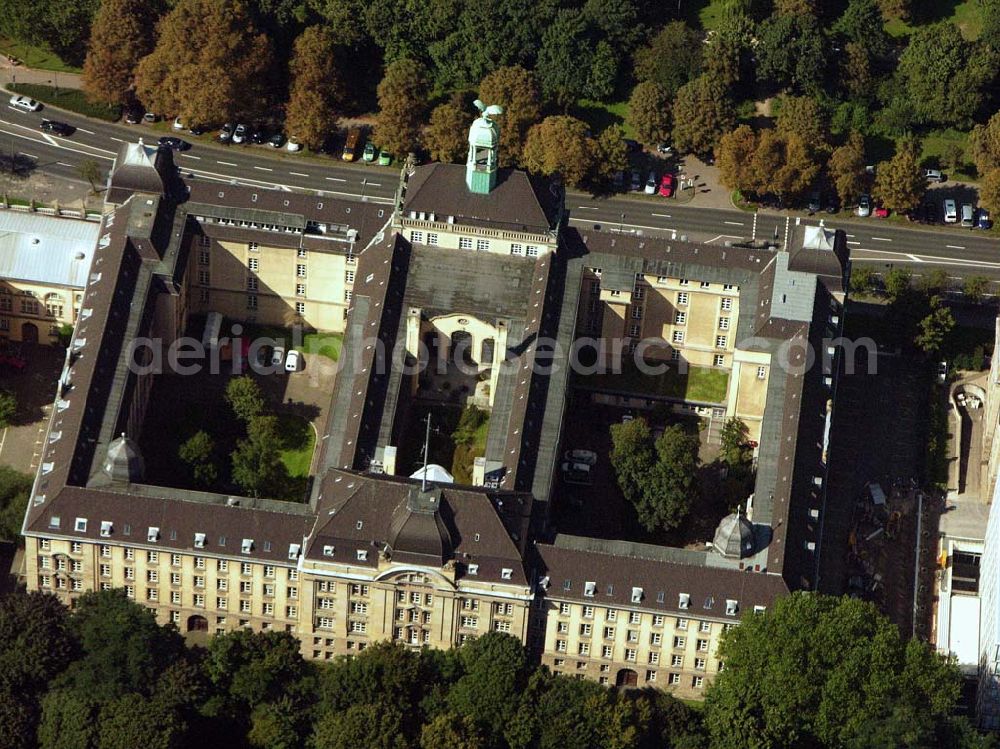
<box><xmin>672</xmin><ymin>331</ymin><xmax>684</xmax><ymax>344</ymax></box>
<box><xmin>296</xmin><ymin>283</ymin><xmax>306</xmax><ymax>296</ymax></box>
<box><xmin>669</xmin><ymin>673</ymin><xmax>681</xmax><ymax>685</ymax></box>
<box><xmin>427</xmin><ymin>233</ymin><xmax>438</xmax><ymax>245</ymax></box>
<box><xmin>628</xmin><ymin>323</ymin><xmax>640</xmax><ymax>337</ymax></box>
<box><xmin>510</xmin><ymin>243</ymin><xmax>524</xmax><ymax>256</ymax></box>
<box><xmin>345</xmin><ymin>270</ymin><xmax>355</xmax><ymax>283</ymax></box>
<box><xmin>700</xmin><ymin>281</ymin><xmax>710</xmax><ymax>288</ymax></box>
<box><xmin>757</xmin><ymin>366</ymin><xmax>767</xmax><ymax>379</ymax></box>
<box><xmin>625</xmin><ymin>648</ymin><xmax>637</xmax><ymax>662</ymax></box>
<box><xmin>698</xmin><ymin>639</ymin><xmax>709</xmax><ymax>652</ymax></box>
<box><xmin>476</xmin><ymin>239</ymin><xmax>490</xmax><ymax>252</ymax></box>
<box><xmin>350</xmin><ymin>620</ymin><xmax>367</xmax><ymax>633</ymax></box>
<box><xmin>296</xmin><ymin>302</ymin><xmax>305</xmax><ymax>315</ymax></box>
<box><xmin>695</xmin><ymin>657</ymin><xmax>706</xmax><ymax>670</ymax></box>
<box><xmin>198</xmin><ymin>270</ymin><xmax>210</xmax><ymax>285</ymax></box>
<box><xmin>649</xmin><ymin>651</ymin><xmax>660</xmax><ymax>664</ymax></box>
<box><xmin>217</xmin><ymin>597</ymin><xmax>228</xmax><ymax>610</ymax></box>
<box><xmin>583</xmin><ymin>606</ymin><xmax>594</xmax><ymax>619</ymax></box>
<box><xmin>679</xmin><ymin>279</ymin><xmax>689</xmax><ymax>286</ymax></box>
<box><xmin>526</xmin><ymin>246</ymin><xmax>539</xmax><ymax>257</ymax></box>
<box><xmin>674</xmin><ymin>636</ymin><xmax>686</xmax><ymax>648</ymax></box>
<box><xmin>247</xmin><ymin>294</ymin><xmax>258</xmax><ymax>310</ymax></box>
<box><xmin>646</xmin><ymin>670</ymin><xmax>657</xmax><ymax>682</ymax></box>
<box><xmin>677</xmin><ymin>292</ymin><xmax>689</xmax><ymax>306</ymax></box>
<box><xmin>247</xmin><ymin>276</ymin><xmax>258</xmax><ymax>291</ymax></box>
<box><xmin>631</xmin><ymin>305</ymin><xmax>642</xmax><ymax>320</ymax></box>
<box><xmin>672</xmin><ymin>655</ymin><xmax>684</xmax><ymax>667</ymax></box>
<box><xmin>199</xmin><ymin>235</ymin><xmax>210</xmax><ymax>247</ymax></box>
<box><xmin>716</xmin><ymin>335</ymin><xmax>727</xmax><ymax>348</ymax></box>
<box><xmin>714</xmin><ymin>354</ymin><xmax>725</xmax><ymax>366</ymax></box>
<box><xmin>411</xmin><ymin>231</ymin><xmax>424</xmax><ymax>244</ymax></box>
<box><xmin>248</xmin><ymin>258</ymin><xmax>258</xmax><ymax>272</ymax></box>
<box><xmin>296</xmin><ymin>264</ymin><xmax>307</xmax><ymax>278</ymax></box>
<box><xmin>459</xmin><ymin>237</ymin><xmax>473</xmax><ymax>250</ymax></box>
<box><xmin>675</xmin><ymin>311</ymin><xmax>686</xmax><ymax>324</ymax></box>
<box><xmin>718</xmin><ymin>317</ymin><xmax>730</xmax><ymax>330</ymax></box>
<box><xmin>721</xmin><ymin>297</ymin><xmax>733</xmax><ymax>311</ymax></box>
<box><xmin>199</xmin><ymin>249</ymin><xmax>210</xmax><ymax>265</ymax></box>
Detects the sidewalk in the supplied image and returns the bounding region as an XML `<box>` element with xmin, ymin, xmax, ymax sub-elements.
<box><xmin>0</xmin><ymin>59</ymin><xmax>83</xmax><ymax>90</ymax></box>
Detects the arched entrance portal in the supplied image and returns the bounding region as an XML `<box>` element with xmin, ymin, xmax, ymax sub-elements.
<box><xmin>186</xmin><ymin>614</ymin><xmax>208</xmax><ymax>632</ymax></box>
<box><xmin>21</xmin><ymin>322</ymin><xmax>38</xmax><ymax>344</ymax></box>
<box><xmin>615</xmin><ymin>668</ymin><xmax>638</xmax><ymax>687</ymax></box>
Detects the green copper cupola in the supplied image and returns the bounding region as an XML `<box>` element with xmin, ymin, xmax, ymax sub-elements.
<box><xmin>466</xmin><ymin>99</ymin><xmax>503</xmax><ymax>194</ymax></box>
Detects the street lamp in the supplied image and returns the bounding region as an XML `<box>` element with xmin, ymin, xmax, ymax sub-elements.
<box><xmin>619</xmin><ymin>213</ymin><xmax>625</xmax><ymax>234</ymax></box>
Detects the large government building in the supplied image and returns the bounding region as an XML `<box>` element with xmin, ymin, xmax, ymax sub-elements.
<box><xmin>21</xmin><ymin>107</ymin><xmax>848</xmax><ymax>698</ymax></box>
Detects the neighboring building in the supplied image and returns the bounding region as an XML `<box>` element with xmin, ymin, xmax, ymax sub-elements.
<box><xmin>0</xmin><ymin>209</ymin><xmax>99</xmax><ymax>343</ymax></box>
<box><xmin>22</xmin><ymin>105</ymin><xmax>848</xmax><ymax>700</ymax></box>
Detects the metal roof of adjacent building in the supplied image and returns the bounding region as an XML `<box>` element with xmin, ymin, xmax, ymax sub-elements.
<box><xmin>0</xmin><ymin>210</ymin><xmax>98</xmax><ymax>287</ymax></box>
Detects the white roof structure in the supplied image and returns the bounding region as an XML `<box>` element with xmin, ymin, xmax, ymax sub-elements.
<box><xmin>801</xmin><ymin>225</ymin><xmax>837</xmax><ymax>251</ymax></box>
<box><xmin>122</xmin><ymin>139</ymin><xmax>158</xmax><ymax>168</ymax></box>
<box><xmin>409</xmin><ymin>464</ymin><xmax>454</xmax><ymax>484</ymax></box>
<box><xmin>0</xmin><ymin>211</ymin><xmax>98</xmax><ymax>288</ymax></box>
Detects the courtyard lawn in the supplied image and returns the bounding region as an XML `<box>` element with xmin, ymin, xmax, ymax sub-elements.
<box><xmin>0</xmin><ymin>36</ymin><xmax>80</xmax><ymax>73</ymax></box>
<box><xmin>278</xmin><ymin>413</ymin><xmax>315</xmax><ymax>478</ymax></box>
<box><xmin>886</xmin><ymin>1</ymin><xmax>983</xmax><ymax>39</ymax></box>
<box><xmin>6</xmin><ymin>84</ymin><xmax>120</xmax><ymax>122</ymax></box>
<box><xmin>681</xmin><ymin>0</ymin><xmax>730</xmax><ymax>30</ymax></box>
<box><xmin>303</xmin><ymin>332</ymin><xmax>343</xmax><ymax>362</ymax></box>
<box><xmin>920</xmin><ymin>129</ymin><xmax>977</xmax><ymax>181</ymax></box>
<box><xmin>581</xmin><ymin>361</ymin><xmax>730</xmax><ymax>404</ymax></box>
<box><xmin>571</xmin><ymin>99</ymin><xmax>632</xmax><ymax>138</ymax></box>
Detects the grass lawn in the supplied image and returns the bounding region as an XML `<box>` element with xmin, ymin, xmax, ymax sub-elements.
<box><xmin>571</xmin><ymin>99</ymin><xmax>632</xmax><ymax>138</ymax></box>
<box><xmin>0</xmin><ymin>36</ymin><xmax>79</xmax><ymax>73</ymax></box>
<box><xmin>277</xmin><ymin>413</ymin><xmax>315</xmax><ymax>478</ymax></box>
<box><xmin>886</xmin><ymin>1</ymin><xmax>983</xmax><ymax>39</ymax></box>
<box><xmin>581</xmin><ymin>360</ymin><xmax>730</xmax><ymax>404</ymax></box>
<box><xmin>303</xmin><ymin>332</ymin><xmax>343</xmax><ymax>362</ymax></box>
<box><xmin>920</xmin><ymin>129</ymin><xmax>977</xmax><ymax>181</ymax></box>
<box><xmin>679</xmin><ymin>0</ymin><xmax>729</xmax><ymax>30</ymax></box>
<box><xmin>7</xmin><ymin>83</ymin><xmax>120</xmax><ymax>122</ymax></box>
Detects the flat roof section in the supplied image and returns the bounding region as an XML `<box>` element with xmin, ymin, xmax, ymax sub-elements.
<box><xmin>0</xmin><ymin>210</ymin><xmax>99</xmax><ymax>288</ymax></box>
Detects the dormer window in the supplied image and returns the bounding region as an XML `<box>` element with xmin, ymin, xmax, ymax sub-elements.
<box><xmin>584</xmin><ymin>581</ymin><xmax>596</xmax><ymax>597</ymax></box>
<box><xmin>241</xmin><ymin>538</ymin><xmax>254</xmax><ymax>554</ymax></box>
<box><xmin>322</xmin><ymin>545</ymin><xmax>335</xmax><ymax>557</ymax></box>
<box><xmin>48</xmin><ymin>516</ymin><xmax>60</xmax><ymax>529</ymax></box>
<box><xmin>194</xmin><ymin>533</ymin><xmax>206</xmax><ymax>549</ymax></box>
<box><xmin>147</xmin><ymin>527</ymin><xmax>159</xmax><ymax>542</ymax></box>
<box><xmin>288</xmin><ymin>543</ymin><xmax>301</xmax><ymax>560</ymax></box>
<box><xmin>356</xmin><ymin>549</ymin><xmax>368</xmax><ymax>561</ymax></box>
<box><xmin>501</xmin><ymin>568</ymin><xmax>512</xmax><ymax>580</ymax></box>
<box><xmin>678</xmin><ymin>593</ymin><xmax>690</xmax><ymax>610</ymax></box>
<box><xmin>631</xmin><ymin>587</ymin><xmax>643</xmax><ymax>603</ymax></box>
<box><xmin>74</xmin><ymin>518</ymin><xmax>88</xmax><ymax>533</ymax></box>
<box><xmin>100</xmin><ymin>521</ymin><xmax>112</xmax><ymax>537</ymax></box>
<box><xmin>726</xmin><ymin>599</ymin><xmax>738</xmax><ymax>616</ymax></box>
<box><xmin>468</xmin><ymin>563</ymin><xmax>479</xmax><ymax>575</ymax></box>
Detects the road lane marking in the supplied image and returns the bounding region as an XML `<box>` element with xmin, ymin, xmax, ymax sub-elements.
<box><xmin>852</xmin><ymin>247</ymin><xmax>1000</xmax><ymax>268</ymax></box>
<box><xmin>907</xmin><ymin>254</ymin><xmax>922</xmax><ymax>262</ymax></box>
<box><xmin>184</xmin><ymin>167</ymin><xmax>394</xmax><ymax>204</ymax></box>
<box><xmin>325</xmin><ymin>177</ymin><xmax>345</xmax><ymax>182</ymax></box>
<box><xmin>253</xmin><ymin>166</ymin><xmax>273</xmax><ymax>172</ymax></box>
<box><xmin>56</xmin><ymin>161</ymin><xmax>73</xmax><ymax>167</ymax></box>
<box><xmin>847</xmin><ymin>241</ymin><xmax>861</xmax><ymax>246</ymax></box>
<box><xmin>110</xmin><ymin>136</ymin><xmax>125</xmax><ymax>142</ymax></box>
<box><xmin>946</xmin><ymin>244</ymin><xmax>966</xmax><ymax>250</ymax></box>
<box><xmin>181</xmin><ymin>153</ymin><xmax>200</xmax><ymax>160</ymax></box>
<box><xmin>724</xmin><ymin>220</ymin><xmax>744</xmax><ymax>226</ymax></box>
<box><xmin>575</xmin><ymin>205</ymin><xmax>598</xmax><ymax>210</ymax></box>
<box><xmin>651</xmin><ymin>213</ymin><xmax>671</xmax><ymax>218</ymax></box>
<box><xmin>76</xmin><ymin>127</ymin><xmax>95</xmax><ymax>135</ymax></box>
<box><xmin>217</xmin><ymin>160</ymin><xmax>237</xmax><ymax>166</ymax></box>
<box><xmin>846</xmin><ymin>234</ymin><xmax>855</xmax><ymax>238</ymax></box>
<box><xmin>567</xmin><ymin>217</ymin><xmax>678</xmax><ymax>234</ymax></box>
<box><xmin>871</xmin><ymin>237</ymin><xmax>892</xmax><ymax>242</ymax></box>
<box><xmin>20</xmin><ymin>152</ymin><xmax>37</xmax><ymax>159</ymax></box>
<box><xmin>289</xmin><ymin>171</ymin><xmax>309</xmax><ymax>177</ymax></box>
<box><xmin>367</xmin><ymin>181</ymin><xmax>382</xmax><ymax>187</ymax></box>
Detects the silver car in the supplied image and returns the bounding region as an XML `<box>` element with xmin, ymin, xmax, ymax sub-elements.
<box><xmin>856</xmin><ymin>194</ymin><xmax>872</xmax><ymax>218</ymax></box>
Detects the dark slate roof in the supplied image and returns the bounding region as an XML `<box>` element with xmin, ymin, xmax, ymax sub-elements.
<box><xmin>402</xmin><ymin>164</ymin><xmax>556</xmax><ymax>234</ymax></box>
<box><xmin>307</xmin><ymin>470</ymin><xmax>533</xmax><ymax>584</ymax></box>
<box><xmin>536</xmin><ymin>536</ymin><xmax>789</xmax><ymax>615</ymax></box>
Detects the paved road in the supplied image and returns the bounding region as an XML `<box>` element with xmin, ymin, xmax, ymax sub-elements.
<box><xmin>2</xmin><ymin>97</ymin><xmax>999</xmax><ymax>276</ymax></box>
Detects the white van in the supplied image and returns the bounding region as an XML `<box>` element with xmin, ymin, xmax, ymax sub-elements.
<box><xmin>961</xmin><ymin>203</ymin><xmax>974</xmax><ymax>227</ymax></box>
<box><xmin>943</xmin><ymin>199</ymin><xmax>957</xmax><ymax>223</ymax></box>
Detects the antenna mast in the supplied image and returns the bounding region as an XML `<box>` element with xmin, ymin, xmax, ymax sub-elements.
<box><xmin>421</xmin><ymin>414</ymin><xmax>431</xmax><ymax>491</ymax></box>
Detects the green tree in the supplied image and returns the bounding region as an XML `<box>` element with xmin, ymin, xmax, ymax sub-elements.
<box><xmin>884</xmin><ymin>267</ymin><xmax>912</xmax><ymax>301</ymax></box>
<box><xmin>841</xmin><ymin>42</ymin><xmax>874</xmax><ymax>102</ymax></box>
<box><xmin>81</xmin><ymin>0</ymin><xmax>161</xmax><ymax>106</ymax></box>
<box><xmin>918</xmin><ymin>268</ymin><xmax>950</xmax><ymax>295</ymax></box>
<box><xmin>625</xmin><ymin>80</ymin><xmax>672</xmax><ymax>149</ymax></box>
<box><xmin>522</xmin><ymin>116</ymin><xmax>597</xmax><ymax>188</ymax></box>
<box><xmin>248</xmin><ymin>699</ymin><xmax>302</xmax><ymax>749</ymax></box>
<box><xmin>478</xmin><ymin>66</ymin><xmax>542</xmax><ymax>167</ymax></box>
<box><xmin>970</xmin><ymin>112</ymin><xmax>1000</xmax><ymax>175</ymax></box>
<box><xmin>850</xmin><ymin>265</ymin><xmax>878</xmax><ymax>296</ymax></box>
<box><xmin>0</xmin><ymin>390</ymin><xmax>14</xmax><ymax>429</ymax></box>
<box><xmin>964</xmin><ymin>275</ymin><xmax>991</xmax><ymax>303</ymax></box>
<box><xmin>717</xmin><ymin>125</ymin><xmax>758</xmax><ymax>195</ymax></box>
<box><xmin>231</xmin><ymin>415</ymin><xmax>284</xmax><ymax>498</ymax></box>
<box><xmin>634</xmin><ymin>21</ymin><xmax>703</xmax><ymax>98</ymax></box>
<box><xmin>774</xmin><ymin>95</ymin><xmax>828</xmax><ymax>149</ymax></box>
<box><xmin>671</xmin><ymin>76</ymin><xmax>736</xmax><ymax>158</ymax></box>
<box><xmin>586</xmin><ymin>40</ymin><xmax>618</xmax><ymax>102</ymax></box>
<box><xmin>78</xmin><ymin>160</ymin><xmax>102</xmax><ymax>195</ymax></box>
<box><xmin>582</xmin><ymin>0</ymin><xmax>643</xmax><ymax>52</ymax></box>
<box><xmin>834</xmin><ymin>0</ymin><xmax>890</xmax><ymax>57</ymax></box>
<box><xmin>420</xmin><ymin>713</ymin><xmax>485</xmax><ymax>749</ymax></box>
<box><xmin>878</xmin><ymin>0</ymin><xmax>911</xmax><ymax>20</ymax></box>
<box><xmin>312</xmin><ymin>703</ymin><xmax>408</xmax><ymax>749</ymax></box>
<box><xmin>915</xmin><ymin>296</ymin><xmax>956</xmax><ymax>355</ymax></box>
<box><xmin>704</xmin><ymin>593</ymin><xmax>967</xmax><ymax>748</ymax></box>
<box><xmin>178</xmin><ymin>430</ymin><xmax>217</xmax><ymax>487</ymax></box>
<box><xmin>448</xmin><ymin>633</ymin><xmax>530</xmax><ymax>743</ymax></box>
<box><xmin>828</xmin><ymin>131</ymin><xmax>867</xmax><ymax>206</ymax></box>
<box><xmin>425</xmin><ymin>101</ymin><xmax>469</xmax><ymax>164</ymax></box>
<box><xmin>754</xmin><ymin>130</ymin><xmax>820</xmax><ymax>201</ymax></box>
<box><xmin>284</xmin><ymin>27</ymin><xmax>345</xmax><ymax>150</ymax></box>
<box><xmin>980</xmin><ymin>168</ymin><xmax>1000</xmax><ymax>215</ymax></box>
<box><xmin>37</xmin><ymin>690</ymin><xmax>98</xmax><ymax>749</ymax></box>
<box><xmin>874</xmin><ymin>138</ymin><xmax>925</xmax><ymax>214</ymax></box>
<box><xmin>225</xmin><ymin>375</ymin><xmax>265</xmax><ymax>423</ymax></box>
<box><xmin>755</xmin><ymin>14</ymin><xmax>827</xmax><ymax>94</ymax></box>
<box><xmin>639</xmin><ymin>425</ymin><xmax>701</xmax><ymax>532</ymax></box>
<box><xmin>535</xmin><ymin>9</ymin><xmax>593</xmax><ymax>110</ymax></box>
<box><xmin>942</xmin><ymin>143</ymin><xmax>965</xmax><ymax>174</ymax></box>
<box><xmin>97</xmin><ymin>693</ymin><xmax>184</xmax><ymax>749</ymax></box>
<box><xmin>374</xmin><ymin>57</ymin><xmax>430</xmax><ymax>157</ymax></box>
<box><xmin>609</xmin><ymin>417</ymin><xmax>657</xmax><ymax>511</ymax></box>
<box><xmin>720</xmin><ymin>417</ymin><xmax>751</xmax><ymax>470</ymax></box>
<box><xmin>135</xmin><ymin>0</ymin><xmax>274</xmax><ymax>126</ymax></box>
<box><xmin>0</xmin><ymin>467</ymin><xmax>32</xmax><ymax>542</ymax></box>
<box><xmin>898</xmin><ymin>23</ymin><xmax>990</xmax><ymax>129</ymax></box>
<box><xmin>595</xmin><ymin>124</ymin><xmax>629</xmax><ymax>183</ymax></box>
<box><xmin>0</xmin><ymin>589</ymin><xmax>76</xmax><ymax>702</ymax></box>
<box><xmin>774</xmin><ymin>0</ymin><xmax>818</xmax><ymax>14</ymax></box>
<box><xmin>204</xmin><ymin>629</ymin><xmax>309</xmax><ymax>711</ymax></box>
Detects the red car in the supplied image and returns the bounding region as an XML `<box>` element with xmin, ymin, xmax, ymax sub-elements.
<box><xmin>658</xmin><ymin>173</ymin><xmax>676</xmax><ymax>197</ymax></box>
<box><xmin>873</xmin><ymin>205</ymin><xmax>890</xmax><ymax>218</ymax></box>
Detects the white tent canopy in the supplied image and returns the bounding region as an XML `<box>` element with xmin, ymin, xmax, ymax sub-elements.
<box><xmin>409</xmin><ymin>464</ymin><xmax>454</xmax><ymax>484</ymax></box>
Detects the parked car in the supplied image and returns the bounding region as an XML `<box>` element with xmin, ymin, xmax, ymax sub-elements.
<box><xmin>270</xmin><ymin>346</ymin><xmax>285</xmax><ymax>368</ymax></box>
<box><xmin>856</xmin><ymin>194</ymin><xmax>872</xmax><ymax>217</ymax></box>
<box><xmin>943</xmin><ymin>198</ymin><xmax>958</xmax><ymax>223</ymax></box>
<box><xmin>250</xmin><ymin>129</ymin><xmax>268</xmax><ymax>144</ymax></box>
<box><xmin>9</xmin><ymin>94</ymin><xmax>41</xmax><ymax>112</ymax></box>
<box><xmin>268</xmin><ymin>133</ymin><xmax>285</xmax><ymax>148</ymax></box>
<box><xmin>873</xmin><ymin>205</ymin><xmax>889</xmax><ymax>218</ymax></box>
<box><xmin>286</xmin><ymin>137</ymin><xmax>302</xmax><ymax>152</ymax></box>
<box><xmin>630</xmin><ymin>170</ymin><xmax>641</xmax><ymax>191</ymax></box>
<box><xmin>143</xmin><ymin>112</ymin><xmax>160</xmax><ymax>123</ymax></box>
<box><xmin>644</xmin><ymin>171</ymin><xmax>657</xmax><ymax>194</ymax></box>
<box><xmin>378</xmin><ymin>149</ymin><xmax>392</xmax><ymax>166</ymax></box>
<box><xmin>612</xmin><ymin>170</ymin><xmax>624</xmax><ymax>189</ymax></box>
<box><xmin>564</xmin><ymin>449</ymin><xmax>598</xmax><ymax>466</ymax></box>
<box><xmin>172</xmin><ymin>117</ymin><xmax>185</xmax><ymax>131</ymax></box>
<box><xmin>189</xmin><ymin>124</ymin><xmax>207</xmax><ymax>136</ymax></box>
<box><xmin>961</xmin><ymin>203</ymin><xmax>975</xmax><ymax>227</ymax></box>
<box><xmin>657</xmin><ymin>143</ymin><xmax>673</xmax><ymax>155</ymax></box>
<box><xmin>157</xmin><ymin>136</ymin><xmax>187</xmax><ymax>151</ymax></box>
<box><xmin>976</xmin><ymin>208</ymin><xmax>993</xmax><ymax>229</ymax></box>
<box><xmin>284</xmin><ymin>349</ymin><xmax>302</xmax><ymax>372</ymax></box>
<box><xmin>825</xmin><ymin>197</ymin><xmax>840</xmax><ymax>214</ymax></box>
<box><xmin>232</xmin><ymin>123</ymin><xmax>248</xmax><ymax>144</ymax></box>
<box><xmin>560</xmin><ymin>461</ymin><xmax>591</xmax><ymax>486</ymax></box>
<box><xmin>921</xmin><ymin>200</ymin><xmax>937</xmax><ymax>224</ymax></box>
<box><xmin>807</xmin><ymin>190</ymin><xmax>821</xmax><ymax>213</ymax></box>
<box><xmin>362</xmin><ymin>142</ymin><xmax>376</xmax><ymax>162</ymax></box>
<box><xmin>218</xmin><ymin>123</ymin><xmax>233</xmax><ymax>142</ymax></box>
<box><xmin>658</xmin><ymin>173</ymin><xmax>676</xmax><ymax>197</ymax></box>
<box><xmin>39</xmin><ymin>119</ymin><xmax>73</xmax><ymax>137</ymax></box>
<box><xmin>924</xmin><ymin>168</ymin><xmax>946</xmax><ymax>182</ymax></box>
<box><xmin>124</xmin><ymin>105</ymin><xmax>144</xmax><ymax>124</ymax></box>
<box><xmin>937</xmin><ymin>361</ymin><xmax>948</xmax><ymax>384</ymax></box>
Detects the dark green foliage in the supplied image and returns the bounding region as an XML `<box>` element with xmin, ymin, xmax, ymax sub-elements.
<box><xmin>0</xmin><ymin>467</ymin><xmax>31</xmax><ymax>543</ymax></box>
<box><xmin>755</xmin><ymin>14</ymin><xmax>828</xmax><ymax>95</ymax></box>
<box><xmin>0</xmin><ymin>390</ymin><xmax>16</xmax><ymax>429</ymax></box>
